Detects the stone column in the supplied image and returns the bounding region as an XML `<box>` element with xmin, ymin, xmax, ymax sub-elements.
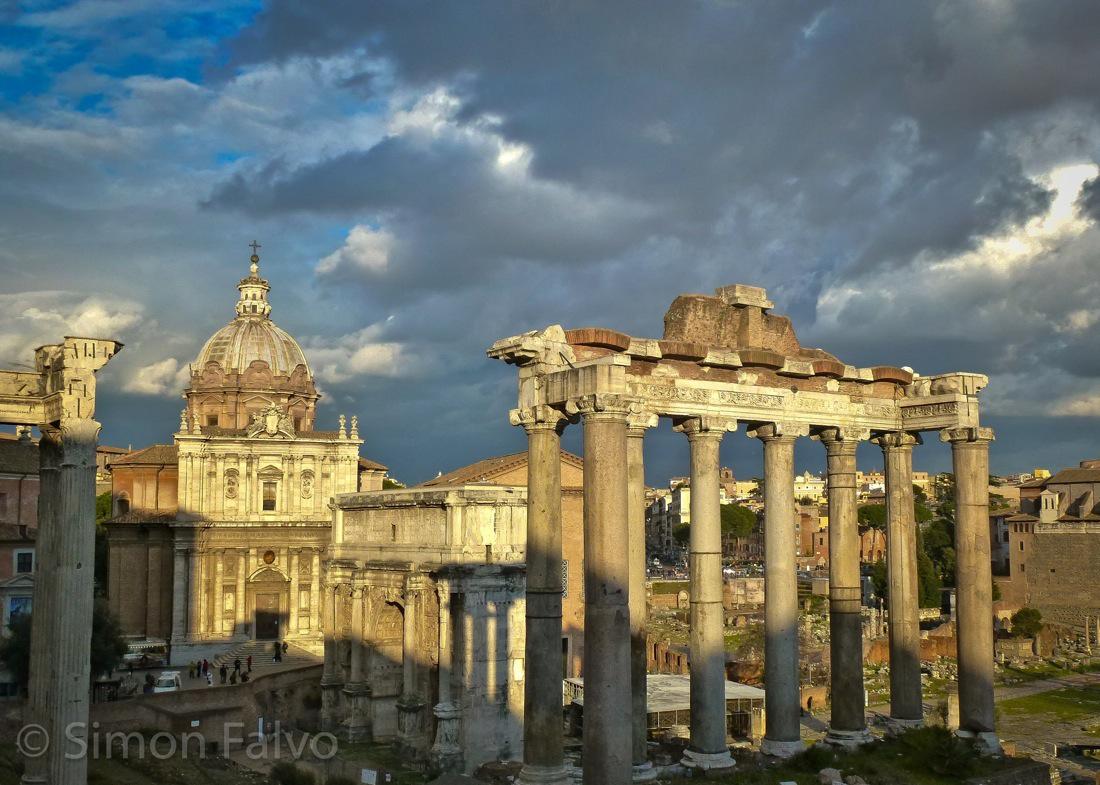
<box><xmin>943</xmin><ymin>427</ymin><xmax>1000</xmax><ymax>753</ymax></box>
<box><xmin>345</xmin><ymin>587</ymin><xmax>370</xmax><ymax>741</ymax></box>
<box><xmin>578</xmin><ymin>394</ymin><xmax>632</xmax><ymax>785</ymax></box>
<box><xmin>21</xmin><ymin>421</ymin><xmax>98</xmax><ymax>785</ymax></box>
<box><xmin>321</xmin><ymin>579</ymin><xmax>340</xmax><ymax>731</ymax></box>
<box><xmin>818</xmin><ymin>428</ymin><xmax>871</xmax><ymax>747</ymax></box>
<box><xmin>431</xmin><ymin>580</ymin><xmax>462</xmax><ymax>772</ymax></box>
<box><xmin>675</xmin><ymin>416</ymin><xmax>736</xmax><ymax>772</ymax></box>
<box><xmin>171</xmin><ymin>547</ymin><xmax>187</xmax><ymax>645</ymax></box>
<box><xmin>753</xmin><ymin>423</ymin><xmax>804</xmax><ymax>758</ymax></box>
<box><xmin>397</xmin><ymin>576</ymin><xmax>427</xmax><ymax>753</ymax></box>
<box><xmin>288</xmin><ymin>550</ymin><xmax>300</xmax><ymax>635</ymax></box>
<box><xmin>187</xmin><ymin>548</ymin><xmax>202</xmax><ymax>639</ymax></box>
<box><xmin>877</xmin><ymin>432</ymin><xmax>923</xmax><ymax>728</ymax></box>
<box><xmin>214</xmin><ymin>550</ymin><xmax>224</xmax><ymax>635</ymax></box>
<box><xmin>515</xmin><ymin>406</ymin><xmax>570</xmax><ymax>785</ymax></box>
<box><xmin>628</xmin><ymin>414</ymin><xmax>659</xmax><ymax>782</ymax></box>
<box><xmin>311</xmin><ymin>551</ymin><xmax>321</xmax><ymax>634</ymax></box>
<box><xmin>235</xmin><ymin>549</ymin><xmax>247</xmax><ymax>637</ymax></box>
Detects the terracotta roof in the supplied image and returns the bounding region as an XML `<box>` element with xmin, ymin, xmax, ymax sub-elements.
<box><xmin>1045</xmin><ymin>468</ymin><xmax>1100</xmax><ymax>485</ymax></box>
<box><xmin>97</xmin><ymin>445</ymin><xmax>130</xmax><ymax>455</ymax></box>
<box><xmin>1019</xmin><ymin>478</ymin><xmax>1048</xmax><ymax>488</ymax></box>
<box><xmin>1005</xmin><ymin>513</ymin><xmax>1038</xmax><ymax>522</ymax></box>
<box><xmin>358</xmin><ymin>457</ymin><xmax>388</xmax><ymax>472</ymax></box>
<box><xmin>111</xmin><ymin>445</ymin><xmax>178</xmax><ymax>466</ymax></box>
<box><xmin>0</xmin><ymin>440</ymin><xmax>38</xmax><ymax>474</ymax></box>
<box><xmin>420</xmin><ymin>449</ymin><xmax>583</xmax><ymax>488</ymax></box>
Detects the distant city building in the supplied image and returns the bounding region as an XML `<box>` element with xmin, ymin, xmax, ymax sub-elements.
<box><xmin>994</xmin><ymin>459</ymin><xmax>1100</xmax><ymax>630</ymax></box>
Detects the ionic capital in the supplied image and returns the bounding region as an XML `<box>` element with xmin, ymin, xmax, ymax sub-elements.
<box><xmin>747</xmin><ymin>421</ymin><xmax>808</xmax><ymax>442</ymax></box>
<box><xmin>673</xmin><ymin>415</ymin><xmax>737</xmax><ymax>441</ymax></box>
<box><xmin>565</xmin><ymin>393</ymin><xmax>635</xmax><ymax>420</ymax></box>
<box><xmin>872</xmin><ymin>431</ymin><xmax>922</xmax><ymax>451</ymax></box>
<box><xmin>939</xmin><ymin>426</ymin><xmax>995</xmax><ymax>445</ymax></box>
<box><xmin>510</xmin><ymin>404</ymin><xmax>570</xmax><ymax>434</ymax></box>
<box><xmin>627</xmin><ymin>408</ymin><xmax>659</xmax><ymax>435</ymax></box>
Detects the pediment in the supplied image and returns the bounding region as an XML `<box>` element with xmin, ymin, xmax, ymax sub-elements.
<box><xmin>258</xmin><ymin>464</ymin><xmax>283</xmax><ymax>478</ymax></box>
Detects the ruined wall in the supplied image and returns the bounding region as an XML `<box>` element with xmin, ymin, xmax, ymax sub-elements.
<box><xmin>1026</xmin><ymin>528</ymin><xmax>1100</xmax><ymax>627</ymax></box>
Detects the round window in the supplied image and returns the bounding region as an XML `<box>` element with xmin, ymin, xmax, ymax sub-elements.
<box><xmin>263</xmin><ymin>550</ymin><xmax>276</xmax><ymax>565</ymax></box>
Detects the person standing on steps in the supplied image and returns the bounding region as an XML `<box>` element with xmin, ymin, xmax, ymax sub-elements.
<box><xmin>247</xmin><ymin>654</ymin><xmax>253</xmax><ymax>673</ymax></box>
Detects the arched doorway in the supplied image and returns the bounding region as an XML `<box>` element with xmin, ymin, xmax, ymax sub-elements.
<box><xmin>369</xmin><ymin>601</ymin><xmax>405</xmax><ymax>739</ymax></box>
<box><xmin>250</xmin><ymin>567</ymin><xmax>289</xmax><ymax>641</ymax></box>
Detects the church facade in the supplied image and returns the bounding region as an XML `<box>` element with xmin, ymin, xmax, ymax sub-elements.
<box><xmin>105</xmin><ymin>250</ymin><xmax>386</xmax><ymax>664</ymax></box>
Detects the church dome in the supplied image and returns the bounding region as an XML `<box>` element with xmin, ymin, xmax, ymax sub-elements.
<box><xmin>184</xmin><ymin>245</ymin><xmax>319</xmax><ymax>431</ymax></box>
<box><xmin>192</xmin><ymin>249</ymin><xmax>312</xmax><ymax>380</ymax></box>
<box><xmin>195</xmin><ymin>318</ymin><xmax>311</xmax><ymax>379</ymax></box>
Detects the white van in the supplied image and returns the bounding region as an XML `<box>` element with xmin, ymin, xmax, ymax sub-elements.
<box><xmin>153</xmin><ymin>671</ymin><xmax>182</xmax><ymax>693</ymax></box>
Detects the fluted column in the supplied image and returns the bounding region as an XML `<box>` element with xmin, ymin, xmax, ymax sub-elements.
<box><xmin>515</xmin><ymin>405</ymin><xmax>570</xmax><ymax>785</ymax></box>
<box><xmin>310</xmin><ymin>551</ymin><xmax>321</xmax><ymax>633</ymax></box>
<box><xmin>753</xmin><ymin>423</ymin><xmax>804</xmax><ymax>758</ymax></box>
<box><xmin>171</xmin><ymin>547</ymin><xmax>187</xmax><ymax>645</ymax></box>
<box><xmin>322</xmin><ymin>582</ymin><xmax>338</xmax><ymax>681</ymax></box>
<box><xmin>213</xmin><ymin>550</ymin><xmax>224</xmax><ymax>635</ymax></box>
<box><xmin>21</xmin><ymin>421</ymin><xmax>98</xmax><ymax>785</ymax></box>
<box><xmin>288</xmin><ymin>550</ymin><xmax>300</xmax><ymax>635</ymax></box>
<box><xmin>187</xmin><ymin>548</ymin><xmax>202</xmax><ymax>639</ymax></box>
<box><xmin>675</xmin><ymin>416</ymin><xmax>736</xmax><ymax>772</ymax></box>
<box><xmin>943</xmin><ymin>427</ymin><xmax>999</xmax><ymax>753</ymax></box>
<box><xmin>235</xmin><ymin>549</ymin><xmax>247</xmax><ymax>636</ymax></box>
<box><xmin>818</xmin><ymin>428</ymin><xmax>871</xmax><ymax>747</ymax></box>
<box><xmin>578</xmin><ymin>394</ymin><xmax>633</xmax><ymax>785</ymax></box>
<box><xmin>877</xmin><ymin>431</ymin><xmax>923</xmax><ymax>727</ymax></box>
<box><xmin>628</xmin><ymin>413</ymin><xmax>658</xmax><ymax>781</ymax></box>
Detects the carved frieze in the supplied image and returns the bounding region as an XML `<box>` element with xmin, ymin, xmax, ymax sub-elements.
<box><xmin>901</xmin><ymin>401</ymin><xmax>959</xmax><ymax>419</ymax></box>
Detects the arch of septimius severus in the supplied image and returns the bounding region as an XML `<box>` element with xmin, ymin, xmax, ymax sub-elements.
<box><xmin>489</xmin><ymin>284</ymin><xmax>998</xmax><ymax>785</ymax></box>
<box><xmin>0</xmin><ymin>337</ymin><xmax>121</xmax><ymax>785</ymax></box>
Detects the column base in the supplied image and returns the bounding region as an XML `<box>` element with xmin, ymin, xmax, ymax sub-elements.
<box><xmin>430</xmin><ymin>701</ymin><xmax>462</xmax><ymax>773</ymax></box>
<box><xmin>823</xmin><ymin>728</ymin><xmax>873</xmax><ymax>749</ymax></box>
<box><xmin>516</xmin><ymin>764</ymin><xmax>572</xmax><ymax>785</ymax></box>
<box><xmin>885</xmin><ymin>716</ymin><xmax>923</xmax><ymax>736</ymax></box>
<box><xmin>956</xmin><ymin>729</ymin><xmax>1002</xmax><ymax>756</ymax></box>
<box><xmin>680</xmin><ymin>748</ymin><xmax>736</xmax><ymax>771</ymax></box>
<box><xmin>632</xmin><ymin>761</ymin><xmax>659</xmax><ymax>782</ymax></box>
<box><xmin>759</xmin><ymin>738</ymin><xmax>805</xmax><ymax>758</ymax></box>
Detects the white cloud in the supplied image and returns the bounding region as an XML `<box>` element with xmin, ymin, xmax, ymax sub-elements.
<box><xmin>0</xmin><ymin>292</ymin><xmax>144</xmax><ymax>365</ymax></box>
<box><xmin>124</xmin><ymin>357</ymin><xmax>191</xmax><ymax>396</ymax></box>
<box><xmin>317</xmin><ymin>225</ymin><xmax>395</xmax><ymax>276</ymax></box>
<box><xmin>1052</xmin><ymin>390</ymin><xmax>1100</xmax><ymax>417</ymax></box>
<box><xmin>301</xmin><ymin>321</ymin><xmax>419</xmax><ymax>383</ymax></box>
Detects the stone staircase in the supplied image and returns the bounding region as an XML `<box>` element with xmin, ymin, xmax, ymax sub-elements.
<box><xmin>212</xmin><ymin>640</ymin><xmax>320</xmax><ymax>671</ymax></box>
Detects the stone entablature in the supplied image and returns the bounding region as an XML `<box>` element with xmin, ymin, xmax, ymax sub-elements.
<box><xmin>332</xmin><ymin>486</ymin><xmax>526</xmax><ymax>565</ymax></box>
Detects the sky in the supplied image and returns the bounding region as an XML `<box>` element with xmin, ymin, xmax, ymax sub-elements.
<box><xmin>1</xmin><ymin>1</ymin><xmax>1099</xmax><ymax>485</ymax></box>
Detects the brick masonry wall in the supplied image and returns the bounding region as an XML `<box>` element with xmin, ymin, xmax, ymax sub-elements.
<box><xmin>1027</xmin><ymin>531</ymin><xmax>1100</xmax><ymax>628</ymax></box>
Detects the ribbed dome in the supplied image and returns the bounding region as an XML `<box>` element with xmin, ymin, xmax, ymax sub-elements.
<box><xmin>195</xmin><ymin>318</ymin><xmax>312</xmax><ymax>379</ymax></box>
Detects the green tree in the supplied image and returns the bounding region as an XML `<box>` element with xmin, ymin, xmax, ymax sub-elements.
<box><xmin>992</xmin><ymin>580</ymin><xmax>1002</xmax><ymax>602</ymax></box>
<box><xmin>0</xmin><ymin>599</ymin><xmax>128</xmax><ymax>693</ymax></box>
<box><xmin>916</xmin><ymin>528</ymin><xmax>942</xmax><ymax>608</ymax></box>
<box><xmin>720</xmin><ymin>503</ymin><xmax>756</xmax><ymax>538</ymax></box>
<box><xmin>922</xmin><ymin>518</ymin><xmax>956</xmax><ymax>587</ymax></box>
<box><xmin>673</xmin><ymin>522</ymin><xmax>691</xmax><ymax>547</ymax></box>
<box><xmin>870</xmin><ymin>559</ymin><xmax>887</xmax><ymax>599</ymax></box>
<box><xmin>382</xmin><ymin>477</ymin><xmax>405</xmax><ymax>489</ymax></box>
<box><xmin>858</xmin><ymin>504</ymin><xmax>887</xmax><ymax>530</ymax></box>
<box><xmin>1011</xmin><ymin>607</ymin><xmax>1042</xmax><ymax>638</ymax></box>
<box><xmin>913</xmin><ymin>484</ymin><xmax>928</xmax><ymax>503</ymax></box>
<box><xmin>915</xmin><ymin>502</ymin><xmax>934</xmax><ymax>523</ymax></box>
<box><xmin>95</xmin><ymin>491</ymin><xmax>112</xmax><ymax>594</ymax></box>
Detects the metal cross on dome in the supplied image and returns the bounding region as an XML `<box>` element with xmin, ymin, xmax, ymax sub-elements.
<box><xmin>249</xmin><ymin>240</ymin><xmax>262</xmax><ymax>255</ymax></box>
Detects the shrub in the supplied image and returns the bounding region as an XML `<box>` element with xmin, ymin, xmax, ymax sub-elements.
<box><xmin>270</xmin><ymin>762</ymin><xmax>316</xmax><ymax>785</ymax></box>
<box><xmin>896</xmin><ymin>726</ymin><xmax>978</xmax><ymax>777</ymax></box>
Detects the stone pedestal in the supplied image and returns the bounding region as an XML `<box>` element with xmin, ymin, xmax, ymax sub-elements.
<box><xmin>878</xmin><ymin>431</ymin><xmax>923</xmax><ymax>726</ymax></box>
<box><xmin>396</xmin><ymin>695</ymin><xmax>428</xmax><ymax>756</ymax></box>
<box><xmin>430</xmin><ymin>701</ymin><xmax>463</xmax><ymax>772</ymax></box>
<box><xmin>343</xmin><ymin>685</ymin><xmax>372</xmax><ymax>741</ymax></box>
<box><xmin>320</xmin><ymin>680</ymin><xmax>343</xmax><ymax>733</ymax></box>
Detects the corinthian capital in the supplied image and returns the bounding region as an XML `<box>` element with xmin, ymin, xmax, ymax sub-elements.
<box><xmin>673</xmin><ymin>415</ymin><xmax>737</xmax><ymax>440</ymax></box>
<box><xmin>940</xmin><ymin>426</ymin><xmax>995</xmax><ymax>445</ymax></box>
<box><xmin>872</xmin><ymin>431</ymin><xmax>922</xmax><ymax>450</ymax></box>
<box><xmin>509</xmin><ymin>404</ymin><xmax>570</xmax><ymax>434</ymax></box>
<box><xmin>565</xmin><ymin>393</ymin><xmax>635</xmax><ymax>418</ymax></box>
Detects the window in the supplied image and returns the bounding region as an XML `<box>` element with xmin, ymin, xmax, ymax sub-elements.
<box><xmin>9</xmin><ymin>596</ymin><xmax>31</xmax><ymax>623</ymax></box>
<box><xmin>262</xmin><ymin>482</ymin><xmax>277</xmax><ymax>511</ymax></box>
<box><xmin>0</xmin><ymin>492</ymin><xmax>7</xmax><ymax>520</ymax></box>
<box><xmin>561</xmin><ymin>560</ymin><xmax>569</xmax><ymax>598</ymax></box>
<box><xmin>116</xmin><ymin>496</ymin><xmax>130</xmax><ymax>515</ymax></box>
<box><xmin>1019</xmin><ymin>541</ymin><xmax>1024</xmax><ymax>551</ymax></box>
<box><xmin>14</xmin><ymin>551</ymin><xmax>33</xmax><ymax>574</ymax></box>
<box><xmin>294</xmin><ymin>417</ymin><xmax>302</xmax><ymax>431</ymax></box>
<box><xmin>206</xmin><ymin>415</ymin><xmax>218</xmax><ymax>426</ymax></box>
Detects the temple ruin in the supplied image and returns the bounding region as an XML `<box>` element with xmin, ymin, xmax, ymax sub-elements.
<box><xmin>0</xmin><ymin>336</ymin><xmax>121</xmax><ymax>785</ymax></box>
<box><xmin>488</xmin><ymin>284</ymin><xmax>997</xmax><ymax>785</ymax></box>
